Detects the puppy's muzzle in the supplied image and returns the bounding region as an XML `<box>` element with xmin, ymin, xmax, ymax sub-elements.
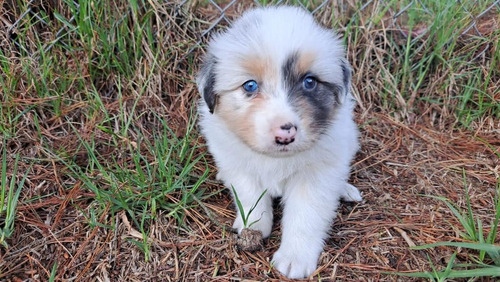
<box><xmin>274</xmin><ymin>123</ymin><xmax>297</xmax><ymax>145</ymax></box>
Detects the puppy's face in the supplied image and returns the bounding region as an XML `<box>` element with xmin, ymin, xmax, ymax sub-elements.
<box><xmin>198</xmin><ymin>7</ymin><xmax>351</xmax><ymax>157</ymax></box>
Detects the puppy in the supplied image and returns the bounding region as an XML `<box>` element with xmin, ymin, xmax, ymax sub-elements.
<box><xmin>197</xmin><ymin>6</ymin><xmax>361</xmax><ymax>279</ymax></box>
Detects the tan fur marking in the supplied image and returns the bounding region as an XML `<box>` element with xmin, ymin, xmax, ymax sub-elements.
<box><xmin>297</xmin><ymin>52</ymin><xmax>317</xmax><ymax>75</ymax></box>
<box><xmin>240</xmin><ymin>56</ymin><xmax>278</xmax><ymax>91</ymax></box>
<box><xmin>217</xmin><ymin>92</ymin><xmax>267</xmax><ymax>149</ymax></box>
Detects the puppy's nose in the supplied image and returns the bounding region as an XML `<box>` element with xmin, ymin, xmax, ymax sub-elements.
<box><xmin>275</xmin><ymin>123</ymin><xmax>297</xmax><ymax>145</ymax></box>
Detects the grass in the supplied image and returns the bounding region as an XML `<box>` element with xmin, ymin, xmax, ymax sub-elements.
<box><xmin>56</xmin><ymin>108</ymin><xmax>208</xmax><ymax>225</ymax></box>
<box><xmin>340</xmin><ymin>0</ymin><xmax>499</xmax><ymax>126</ymax></box>
<box><xmin>231</xmin><ymin>186</ymin><xmax>268</xmax><ymax>229</ymax></box>
<box><xmin>391</xmin><ymin>252</ymin><xmax>500</xmax><ymax>281</ymax></box>
<box><xmin>1</xmin><ymin>0</ymin><xmax>208</xmax><ymax>271</ymax></box>
<box><xmin>0</xmin><ymin>144</ymin><xmax>31</xmax><ymax>248</ymax></box>
<box><xmin>391</xmin><ymin>171</ymin><xmax>500</xmax><ymax>280</ymax></box>
<box><xmin>0</xmin><ymin>0</ymin><xmax>498</xmax><ymax>280</ymax></box>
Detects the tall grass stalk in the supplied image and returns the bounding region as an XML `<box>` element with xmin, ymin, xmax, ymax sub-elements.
<box><xmin>1</xmin><ymin>143</ymin><xmax>31</xmax><ymax>248</ymax></box>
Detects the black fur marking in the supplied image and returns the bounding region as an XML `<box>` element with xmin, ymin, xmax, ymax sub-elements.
<box><xmin>199</xmin><ymin>56</ymin><xmax>217</xmax><ymax>114</ymax></box>
<box><xmin>340</xmin><ymin>59</ymin><xmax>352</xmax><ymax>95</ymax></box>
<box><xmin>203</xmin><ymin>72</ymin><xmax>217</xmax><ymax>114</ymax></box>
<box><xmin>282</xmin><ymin>53</ymin><xmax>301</xmax><ymax>93</ymax></box>
<box><xmin>282</xmin><ymin>52</ymin><xmax>343</xmax><ymax>132</ymax></box>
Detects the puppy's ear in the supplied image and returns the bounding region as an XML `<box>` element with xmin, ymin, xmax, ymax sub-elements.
<box><xmin>340</xmin><ymin>59</ymin><xmax>352</xmax><ymax>96</ymax></box>
<box><xmin>197</xmin><ymin>55</ymin><xmax>218</xmax><ymax>114</ymax></box>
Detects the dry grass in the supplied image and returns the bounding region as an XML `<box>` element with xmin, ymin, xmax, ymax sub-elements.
<box><xmin>0</xmin><ymin>0</ymin><xmax>499</xmax><ymax>281</ymax></box>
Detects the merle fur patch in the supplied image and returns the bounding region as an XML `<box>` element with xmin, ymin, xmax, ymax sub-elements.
<box><xmin>282</xmin><ymin>52</ymin><xmax>342</xmax><ymax>131</ymax></box>
<box><xmin>199</xmin><ymin>56</ymin><xmax>218</xmax><ymax>114</ymax></box>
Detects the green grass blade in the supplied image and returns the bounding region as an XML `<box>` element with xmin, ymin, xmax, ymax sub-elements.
<box><xmin>412</xmin><ymin>242</ymin><xmax>500</xmax><ymax>255</ymax></box>
<box><xmin>446</xmin><ymin>266</ymin><xmax>500</xmax><ymax>278</ymax></box>
<box><xmin>247</xmin><ymin>189</ymin><xmax>268</xmax><ymax>228</ymax></box>
<box><xmin>49</xmin><ymin>261</ymin><xmax>58</xmax><ymax>282</ymax></box>
<box><xmin>231</xmin><ymin>185</ymin><xmax>248</xmax><ymax>228</ymax></box>
<box><xmin>1</xmin><ymin>139</ymin><xmax>7</xmax><ymax>213</ymax></box>
<box><xmin>391</xmin><ymin>266</ymin><xmax>500</xmax><ymax>279</ymax></box>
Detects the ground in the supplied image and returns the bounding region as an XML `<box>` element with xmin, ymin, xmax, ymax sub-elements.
<box><xmin>0</xmin><ymin>0</ymin><xmax>499</xmax><ymax>281</ymax></box>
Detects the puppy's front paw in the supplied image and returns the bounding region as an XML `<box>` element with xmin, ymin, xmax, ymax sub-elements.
<box><xmin>272</xmin><ymin>246</ymin><xmax>317</xmax><ymax>279</ymax></box>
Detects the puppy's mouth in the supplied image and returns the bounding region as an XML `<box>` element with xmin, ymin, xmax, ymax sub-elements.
<box><xmin>277</xmin><ymin>145</ymin><xmax>291</xmax><ymax>153</ymax></box>
<box><xmin>267</xmin><ymin>146</ymin><xmax>295</xmax><ymax>157</ymax></box>
<box><xmin>265</xmin><ymin>142</ymin><xmax>310</xmax><ymax>157</ymax></box>
<box><xmin>245</xmin><ymin>138</ymin><xmax>314</xmax><ymax>158</ymax></box>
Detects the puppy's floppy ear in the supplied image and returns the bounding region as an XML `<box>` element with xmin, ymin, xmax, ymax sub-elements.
<box><xmin>340</xmin><ymin>59</ymin><xmax>352</xmax><ymax>96</ymax></box>
<box><xmin>197</xmin><ymin>55</ymin><xmax>218</xmax><ymax>114</ymax></box>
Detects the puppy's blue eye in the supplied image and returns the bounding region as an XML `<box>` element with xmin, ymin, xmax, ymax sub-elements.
<box><xmin>303</xmin><ymin>76</ymin><xmax>317</xmax><ymax>90</ymax></box>
<box><xmin>242</xmin><ymin>80</ymin><xmax>258</xmax><ymax>93</ymax></box>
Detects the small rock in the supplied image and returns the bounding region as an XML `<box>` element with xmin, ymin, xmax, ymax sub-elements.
<box><xmin>236</xmin><ymin>228</ymin><xmax>263</xmax><ymax>252</ymax></box>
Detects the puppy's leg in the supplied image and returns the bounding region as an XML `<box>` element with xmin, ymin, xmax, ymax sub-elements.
<box><xmin>272</xmin><ymin>173</ymin><xmax>341</xmax><ymax>279</ymax></box>
<box><xmin>226</xmin><ymin>174</ymin><xmax>273</xmax><ymax>238</ymax></box>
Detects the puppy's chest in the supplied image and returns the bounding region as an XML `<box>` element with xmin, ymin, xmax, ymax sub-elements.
<box><xmin>247</xmin><ymin>162</ymin><xmax>299</xmax><ymax>197</ymax></box>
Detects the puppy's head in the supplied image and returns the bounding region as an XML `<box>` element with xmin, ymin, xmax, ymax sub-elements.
<box><xmin>198</xmin><ymin>6</ymin><xmax>352</xmax><ymax>156</ymax></box>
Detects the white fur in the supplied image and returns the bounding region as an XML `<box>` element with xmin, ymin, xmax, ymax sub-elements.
<box><xmin>197</xmin><ymin>6</ymin><xmax>361</xmax><ymax>279</ymax></box>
